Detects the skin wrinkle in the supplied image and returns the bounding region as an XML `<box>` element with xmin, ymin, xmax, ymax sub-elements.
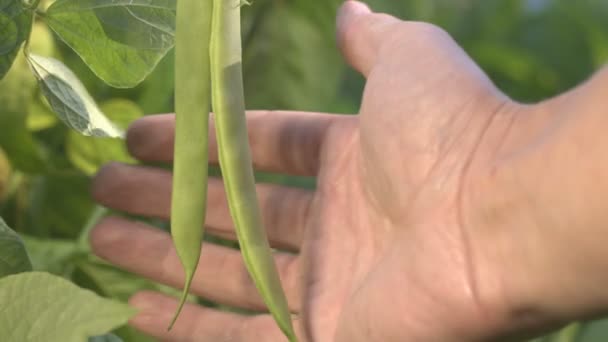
<box><xmin>456</xmin><ymin>99</ymin><xmax>512</xmax><ymax>333</ymax></box>
<box><xmin>411</xmin><ymin>93</ymin><xmax>481</xmax><ymax>218</ymax></box>
<box><xmin>487</xmin><ymin>105</ymin><xmax>520</xmax><ymax>168</ymax></box>
<box><xmin>339</xmin><ymin>137</ymin><xmax>390</xmax><ymax>340</ymax></box>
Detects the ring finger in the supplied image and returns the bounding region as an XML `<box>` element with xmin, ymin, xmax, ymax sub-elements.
<box><xmin>91</xmin><ymin>217</ymin><xmax>302</xmax><ymax>312</ymax></box>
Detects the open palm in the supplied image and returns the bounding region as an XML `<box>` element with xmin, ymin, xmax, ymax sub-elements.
<box><xmin>91</xmin><ymin>2</ymin><xmax>525</xmax><ymax>341</ymax></box>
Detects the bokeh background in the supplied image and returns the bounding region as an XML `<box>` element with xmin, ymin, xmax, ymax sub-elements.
<box><xmin>1</xmin><ymin>0</ymin><xmax>608</xmax><ymax>340</ymax></box>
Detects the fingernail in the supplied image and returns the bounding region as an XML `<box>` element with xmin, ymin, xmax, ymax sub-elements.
<box><xmin>340</xmin><ymin>0</ymin><xmax>371</xmax><ymax>18</ymax></box>
<box><xmin>338</xmin><ymin>1</ymin><xmax>372</xmax><ymax>31</ymax></box>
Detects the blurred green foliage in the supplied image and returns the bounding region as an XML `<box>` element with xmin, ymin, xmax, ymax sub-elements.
<box><xmin>1</xmin><ymin>0</ymin><xmax>607</xmax><ymax>341</ymax></box>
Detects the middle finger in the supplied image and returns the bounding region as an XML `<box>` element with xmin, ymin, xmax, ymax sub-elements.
<box><xmin>90</xmin><ymin>217</ymin><xmax>302</xmax><ymax>313</ymax></box>
<box><xmin>92</xmin><ymin>163</ymin><xmax>311</xmax><ymax>251</ymax></box>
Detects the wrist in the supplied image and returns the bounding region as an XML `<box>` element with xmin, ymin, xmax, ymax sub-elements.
<box><xmin>464</xmin><ymin>68</ymin><xmax>608</xmax><ymax>337</ymax></box>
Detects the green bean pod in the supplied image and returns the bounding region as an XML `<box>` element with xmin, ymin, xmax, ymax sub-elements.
<box><xmin>210</xmin><ymin>1</ymin><xmax>296</xmax><ymax>341</ymax></box>
<box><xmin>168</xmin><ymin>0</ymin><xmax>213</xmax><ymax>330</ymax></box>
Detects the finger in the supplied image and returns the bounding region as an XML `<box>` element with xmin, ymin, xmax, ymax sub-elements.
<box><xmin>91</xmin><ymin>217</ymin><xmax>301</xmax><ymax>312</ymax></box>
<box><xmin>127</xmin><ymin>111</ymin><xmax>343</xmax><ymax>176</ymax></box>
<box><xmin>92</xmin><ymin>163</ymin><xmax>310</xmax><ymax>250</ymax></box>
<box><xmin>129</xmin><ymin>291</ymin><xmax>289</xmax><ymax>341</ymax></box>
<box><xmin>336</xmin><ymin>0</ymin><xmax>400</xmax><ymax>76</ymax></box>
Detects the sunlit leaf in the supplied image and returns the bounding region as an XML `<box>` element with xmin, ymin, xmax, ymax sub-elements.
<box><xmin>43</xmin><ymin>0</ymin><xmax>175</xmax><ymax>87</ymax></box>
<box><xmin>27</xmin><ymin>53</ymin><xmax>124</xmax><ymax>138</ymax></box>
<box><xmin>67</xmin><ymin>99</ymin><xmax>142</xmax><ymax>175</ymax></box>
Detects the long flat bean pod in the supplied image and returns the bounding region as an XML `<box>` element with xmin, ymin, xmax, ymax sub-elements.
<box><xmin>168</xmin><ymin>0</ymin><xmax>213</xmax><ymax>330</ymax></box>
<box><xmin>210</xmin><ymin>1</ymin><xmax>296</xmax><ymax>340</ymax></box>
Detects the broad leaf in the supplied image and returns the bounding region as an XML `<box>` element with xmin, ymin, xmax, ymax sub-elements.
<box><xmin>76</xmin><ymin>259</ymin><xmax>175</xmax><ymax>342</ymax></box>
<box><xmin>27</xmin><ymin>53</ymin><xmax>124</xmax><ymax>138</ymax></box>
<box><xmin>43</xmin><ymin>0</ymin><xmax>175</xmax><ymax>87</ymax></box>
<box><xmin>0</xmin><ymin>272</ymin><xmax>136</xmax><ymax>342</ymax></box>
<box><xmin>48</xmin><ymin>0</ymin><xmax>176</xmax><ymax>50</ymax></box>
<box><xmin>22</xmin><ymin>235</ymin><xmax>82</xmax><ymax>276</ymax></box>
<box><xmin>0</xmin><ymin>0</ymin><xmax>33</xmax><ymax>79</ymax></box>
<box><xmin>24</xmin><ymin>173</ymin><xmax>95</xmax><ymax>239</ymax></box>
<box><xmin>0</xmin><ymin>217</ymin><xmax>32</xmax><ymax>277</ymax></box>
<box><xmin>67</xmin><ymin>99</ymin><xmax>142</xmax><ymax>175</ymax></box>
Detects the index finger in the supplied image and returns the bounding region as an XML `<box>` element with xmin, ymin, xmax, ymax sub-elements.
<box><xmin>126</xmin><ymin>111</ymin><xmax>345</xmax><ymax>177</ymax></box>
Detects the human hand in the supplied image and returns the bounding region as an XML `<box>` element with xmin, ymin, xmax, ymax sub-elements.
<box><xmin>89</xmin><ymin>1</ymin><xmax>593</xmax><ymax>341</ymax></box>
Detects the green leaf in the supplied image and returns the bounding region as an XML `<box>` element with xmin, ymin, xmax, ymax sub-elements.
<box><xmin>26</xmin><ymin>53</ymin><xmax>124</xmax><ymax>138</ymax></box>
<box><xmin>43</xmin><ymin>0</ymin><xmax>175</xmax><ymax>87</ymax></box>
<box><xmin>0</xmin><ymin>272</ymin><xmax>136</xmax><ymax>342</ymax></box>
<box><xmin>70</xmin><ymin>0</ymin><xmax>175</xmax><ymax>50</ymax></box>
<box><xmin>25</xmin><ymin>173</ymin><xmax>95</xmax><ymax>239</ymax></box>
<box><xmin>0</xmin><ymin>0</ymin><xmax>33</xmax><ymax>80</ymax></box>
<box><xmin>21</xmin><ymin>235</ymin><xmax>82</xmax><ymax>276</ymax></box>
<box><xmin>75</xmin><ymin>259</ymin><xmax>174</xmax><ymax>342</ymax></box>
<box><xmin>0</xmin><ymin>217</ymin><xmax>32</xmax><ymax>277</ymax></box>
<box><xmin>67</xmin><ymin>99</ymin><xmax>142</xmax><ymax>175</ymax></box>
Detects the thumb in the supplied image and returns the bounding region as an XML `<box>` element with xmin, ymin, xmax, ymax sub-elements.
<box><xmin>337</xmin><ymin>1</ymin><xmax>400</xmax><ymax>76</ymax></box>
